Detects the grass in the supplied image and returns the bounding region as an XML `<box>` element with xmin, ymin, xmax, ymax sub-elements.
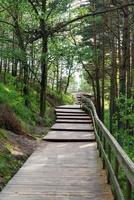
<box><xmin>0</xmin><ymin>74</ymin><xmax>75</xmax><ymax>190</ymax></box>
<box><xmin>0</xmin><ymin>129</ymin><xmax>27</xmax><ymax>190</ymax></box>
<box><xmin>0</xmin><ymin>76</ymin><xmax>74</xmax><ymax>127</ymax></box>
<box><xmin>0</xmin><ymin>82</ymin><xmax>36</xmax><ymax>125</ymax></box>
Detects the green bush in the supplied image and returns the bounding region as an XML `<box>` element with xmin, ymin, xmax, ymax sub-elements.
<box><xmin>0</xmin><ymin>78</ymin><xmax>75</xmax><ymax>127</ymax></box>
<box><xmin>47</xmin><ymin>88</ymin><xmax>74</xmax><ymax>105</ymax></box>
<box><xmin>0</xmin><ymin>83</ymin><xmax>36</xmax><ymax>124</ymax></box>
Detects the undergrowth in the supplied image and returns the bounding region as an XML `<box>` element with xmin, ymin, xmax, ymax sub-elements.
<box><xmin>104</xmin><ymin>109</ymin><xmax>134</xmax><ymax>199</ymax></box>
<box><xmin>0</xmin><ymin>75</ymin><xmax>74</xmax><ymax>127</ymax></box>
<box><xmin>0</xmin><ymin>129</ymin><xmax>27</xmax><ymax>190</ymax></box>
<box><xmin>0</xmin><ymin>74</ymin><xmax>74</xmax><ymax>190</ymax></box>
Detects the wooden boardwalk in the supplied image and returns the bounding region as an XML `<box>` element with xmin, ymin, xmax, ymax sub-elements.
<box><xmin>0</xmin><ymin>105</ymin><xmax>113</xmax><ymax>200</ymax></box>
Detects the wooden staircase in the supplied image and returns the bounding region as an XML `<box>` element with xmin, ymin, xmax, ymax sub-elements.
<box><xmin>0</xmin><ymin>104</ymin><xmax>113</xmax><ymax>200</ymax></box>
<box><xmin>44</xmin><ymin>105</ymin><xmax>95</xmax><ymax>141</ymax></box>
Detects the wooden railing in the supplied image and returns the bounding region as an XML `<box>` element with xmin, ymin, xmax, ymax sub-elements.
<box><xmin>81</xmin><ymin>95</ymin><xmax>134</xmax><ymax>200</ymax></box>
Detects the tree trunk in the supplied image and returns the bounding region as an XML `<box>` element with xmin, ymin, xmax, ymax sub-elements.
<box><xmin>119</xmin><ymin>5</ymin><xmax>129</xmax><ymax>97</ymax></box>
<box><xmin>40</xmin><ymin>18</ymin><xmax>48</xmax><ymax>117</ymax></box>
<box><xmin>13</xmin><ymin>12</ymin><xmax>30</xmax><ymax>107</ymax></box>
<box><xmin>56</xmin><ymin>61</ymin><xmax>59</xmax><ymax>92</ymax></box>
<box><xmin>93</xmin><ymin>17</ymin><xmax>102</xmax><ymax>119</ymax></box>
<box><xmin>110</xmin><ymin>37</ymin><xmax>117</xmax><ymax>133</ymax></box>
<box><xmin>64</xmin><ymin>65</ymin><xmax>72</xmax><ymax>94</ymax></box>
<box><xmin>3</xmin><ymin>59</ymin><xmax>7</xmax><ymax>84</ymax></box>
<box><xmin>131</xmin><ymin>12</ymin><xmax>134</xmax><ymax>89</ymax></box>
<box><xmin>0</xmin><ymin>58</ymin><xmax>2</xmax><ymax>74</ymax></box>
<box><xmin>118</xmin><ymin>3</ymin><xmax>130</xmax><ymax>130</ymax></box>
<box><xmin>101</xmin><ymin>15</ymin><xmax>105</xmax><ymax>122</ymax></box>
<box><xmin>52</xmin><ymin>70</ymin><xmax>56</xmax><ymax>90</ymax></box>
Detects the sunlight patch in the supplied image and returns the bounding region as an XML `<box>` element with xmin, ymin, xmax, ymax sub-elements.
<box><xmin>79</xmin><ymin>143</ymin><xmax>95</xmax><ymax>149</ymax></box>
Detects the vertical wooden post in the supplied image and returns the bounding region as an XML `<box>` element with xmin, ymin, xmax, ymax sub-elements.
<box><xmin>107</xmin><ymin>145</ymin><xmax>111</xmax><ymax>184</ymax></box>
<box><xmin>115</xmin><ymin>158</ymin><xmax>119</xmax><ymax>179</ymax></box>
<box><xmin>96</xmin><ymin>126</ymin><xmax>100</xmax><ymax>149</ymax></box>
<box><xmin>96</xmin><ymin>127</ymin><xmax>99</xmax><ymax>150</ymax></box>
<box><xmin>102</xmin><ymin>137</ymin><xmax>106</xmax><ymax>169</ymax></box>
<box><xmin>126</xmin><ymin>179</ymin><xmax>132</xmax><ymax>200</ymax></box>
<box><xmin>99</xmin><ymin>130</ymin><xmax>102</xmax><ymax>157</ymax></box>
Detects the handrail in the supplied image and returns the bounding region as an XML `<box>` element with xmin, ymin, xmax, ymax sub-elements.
<box><xmin>81</xmin><ymin>95</ymin><xmax>134</xmax><ymax>200</ymax></box>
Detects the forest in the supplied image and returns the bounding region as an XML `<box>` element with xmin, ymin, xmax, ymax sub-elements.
<box><xmin>0</xmin><ymin>0</ymin><xmax>134</xmax><ymax>195</ymax></box>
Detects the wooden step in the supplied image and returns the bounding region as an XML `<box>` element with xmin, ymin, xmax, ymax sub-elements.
<box><xmin>56</xmin><ymin>113</ymin><xmax>88</xmax><ymax>116</ymax></box>
<box><xmin>51</xmin><ymin>123</ymin><xmax>94</xmax><ymax>132</ymax></box>
<box><xmin>56</xmin><ymin>119</ymin><xmax>92</xmax><ymax>124</ymax></box>
<box><xmin>0</xmin><ymin>142</ymin><xmax>113</xmax><ymax>200</ymax></box>
<box><xmin>56</xmin><ymin>105</ymin><xmax>81</xmax><ymax>109</ymax></box>
<box><xmin>56</xmin><ymin>116</ymin><xmax>91</xmax><ymax>120</ymax></box>
<box><xmin>43</xmin><ymin>131</ymin><xmax>95</xmax><ymax>141</ymax></box>
<box><xmin>55</xmin><ymin>109</ymin><xmax>85</xmax><ymax>113</ymax></box>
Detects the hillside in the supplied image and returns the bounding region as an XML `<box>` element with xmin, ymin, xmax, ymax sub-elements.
<box><xmin>0</xmin><ymin>79</ymin><xmax>74</xmax><ymax>189</ymax></box>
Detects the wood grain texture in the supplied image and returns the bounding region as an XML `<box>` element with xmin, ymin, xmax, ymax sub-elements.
<box><xmin>44</xmin><ymin>131</ymin><xmax>95</xmax><ymax>141</ymax></box>
<box><xmin>55</xmin><ymin>109</ymin><xmax>85</xmax><ymax>113</ymax></box>
<box><xmin>56</xmin><ymin>113</ymin><xmax>88</xmax><ymax>116</ymax></box>
<box><xmin>56</xmin><ymin>105</ymin><xmax>81</xmax><ymax>109</ymax></box>
<box><xmin>56</xmin><ymin>119</ymin><xmax>92</xmax><ymax>123</ymax></box>
<box><xmin>56</xmin><ymin>116</ymin><xmax>91</xmax><ymax>120</ymax></box>
<box><xmin>51</xmin><ymin>123</ymin><xmax>94</xmax><ymax>132</ymax></box>
<box><xmin>0</xmin><ymin>142</ymin><xmax>113</xmax><ymax>200</ymax></box>
<box><xmin>0</xmin><ymin>104</ymin><xmax>113</xmax><ymax>200</ymax></box>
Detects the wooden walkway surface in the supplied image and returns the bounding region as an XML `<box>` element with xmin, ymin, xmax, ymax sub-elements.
<box><xmin>0</xmin><ymin>105</ymin><xmax>113</xmax><ymax>200</ymax></box>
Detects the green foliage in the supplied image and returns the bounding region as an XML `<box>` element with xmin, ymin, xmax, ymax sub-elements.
<box><xmin>105</xmin><ymin>111</ymin><xmax>134</xmax><ymax>162</ymax></box>
<box><xmin>0</xmin><ymin>129</ymin><xmax>26</xmax><ymax>189</ymax></box>
<box><xmin>0</xmin><ymin>74</ymin><xmax>74</xmax><ymax>129</ymax></box>
<box><xmin>79</xmin><ymin>71</ymin><xmax>92</xmax><ymax>93</ymax></box>
<box><xmin>104</xmin><ymin>103</ymin><xmax>134</xmax><ymax>199</ymax></box>
<box><xmin>0</xmin><ymin>152</ymin><xmax>24</xmax><ymax>186</ymax></box>
<box><xmin>0</xmin><ymin>82</ymin><xmax>36</xmax><ymax>124</ymax></box>
<box><xmin>47</xmin><ymin>88</ymin><xmax>74</xmax><ymax>105</ymax></box>
<box><xmin>62</xmin><ymin>93</ymin><xmax>74</xmax><ymax>104</ymax></box>
<box><xmin>116</xmin><ymin>95</ymin><xmax>134</xmax><ymax>129</ymax></box>
<box><xmin>104</xmin><ymin>109</ymin><xmax>110</xmax><ymax>129</ymax></box>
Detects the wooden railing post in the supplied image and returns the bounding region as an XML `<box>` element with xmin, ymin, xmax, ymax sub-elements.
<box><xmin>99</xmin><ymin>130</ymin><xmax>103</xmax><ymax>158</ymax></box>
<box><xmin>102</xmin><ymin>137</ymin><xmax>106</xmax><ymax>169</ymax></box>
<box><xmin>107</xmin><ymin>145</ymin><xmax>111</xmax><ymax>184</ymax></box>
<box><xmin>98</xmin><ymin>129</ymin><xmax>102</xmax><ymax>157</ymax></box>
<box><xmin>81</xmin><ymin>95</ymin><xmax>134</xmax><ymax>200</ymax></box>
<box><xmin>126</xmin><ymin>179</ymin><xmax>132</xmax><ymax>200</ymax></box>
<box><xmin>115</xmin><ymin>158</ymin><xmax>119</xmax><ymax>180</ymax></box>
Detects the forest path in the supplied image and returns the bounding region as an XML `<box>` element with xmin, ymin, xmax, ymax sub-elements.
<box><xmin>0</xmin><ymin>105</ymin><xmax>113</xmax><ymax>200</ymax></box>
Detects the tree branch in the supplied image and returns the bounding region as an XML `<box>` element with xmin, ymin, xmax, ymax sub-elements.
<box><xmin>50</xmin><ymin>3</ymin><xmax>134</xmax><ymax>34</ymax></box>
<box><xmin>0</xmin><ymin>20</ymin><xmax>15</xmax><ymax>27</ymax></box>
<box><xmin>46</xmin><ymin>0</ymin><xmax>62</xmax><ymax>20</ymax></box>
<box><xmin>25</xmin><ymin>29</ymin><xmax>42</xmax><ymax>44</ymax></box>
<box><xmin>27</xmin><ymin>0</ymin><xmax>40</xmax><ymax>16</ymax></box>
<box><xmin>28</xmin><ymin>65</ymin><xmax>41</xmax><ymax>84</ymax></box>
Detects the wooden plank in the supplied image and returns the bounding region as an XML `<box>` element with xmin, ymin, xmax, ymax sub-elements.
<box><xmin>0</xmin><ymin>142</ymin><xmax>113</xmax><ymax>200</ymax></box>
<box><xmin>0</xmin><ymin>196</ymin><xmax>112</xmax><ymax>200</ymax></box>
<box><xmin>57</xmin><ymin>116</ymin><xmax>91</xmax><ymax>120</ymax></box>
<box><xmin>51</xmin><ymin>123</ymin><xmax>94</xmax><ymax>132</ymax></box>
<box><xmin>55</xmin><ymin>109</ymin><xmax>85</xmax><ymax>113</ymax></box>
<box><xmin>82</xmin><ymin>97</ymin><xmax>134</xmax><ymax>187</ymax></box>
<box><xmin>0</xmin><ymin>104</ymin><xmax>114</xmax><ymax>200</ymax></box>
<box><xmin>56</xmin><ymin>119</ymin><xmax>92</xmax><ymax>124</ymax></box>
<box><xmin>43</xmin><ymin>131</ymin><xmax>95</xmax><ymax>141</ymax></box>
<box><xmin>56</xmin><ymin>113</ymin><xmax>88</xmax><ymax>116</ymax></box>
<box><xmin>56</xmin><ymin>105</ymin><xmax>81</xmax><ymax>109</ymax></box>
